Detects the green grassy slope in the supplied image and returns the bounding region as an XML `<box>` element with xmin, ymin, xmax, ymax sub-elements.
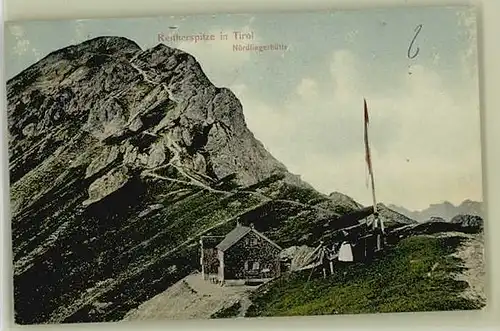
<box><xmin>243</xmin><ymin>235</ymin><xmax>483</xmax><ymax>317</ymax></box>
<box><xmin>12</xmin><ymin>162</ymin><xmax>361</xmax><ymax>324</ymax></box>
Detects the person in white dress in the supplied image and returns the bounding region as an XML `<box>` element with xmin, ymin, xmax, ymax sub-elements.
<box><xmin>338</xmin><ymin>241</ymin><xmax>354</xmax><ymax>262</ymax></box>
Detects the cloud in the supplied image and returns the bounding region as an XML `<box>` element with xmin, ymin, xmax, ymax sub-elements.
<box><xmin>344</xmin><ymin>29</ymin><xmax>359</xmax><ymax>44</ymax></box>
<box><xmin>456</xmin><ymin>7</ymin><xmax>479</xmax><ymax>83</ymax></box>
<box><xmin>229</xmin><ymin>83</ymin><xmax>249</xmax><ymax>98</ymax></box>
<box><xmin>69</xmin><ymin>20</ymin><xmax>89</xmax><ymax>45</ymax></box>
<box><xmin>329</xmin><ymin>50</ymin><xmax>363</xmax><ymax>105</ymax></box>
<box><xmin>295</xmin><ymin>78</ymin><xmax>319</xmax><ymax>100</ymax></box>
<box><xmin>7</xmin><ymin>24</ymin><xmax>42</xmax><ymax>61</ymax></box>
<box><xmin>8</xmin><ymin>25</ymin><xmax>24</xmax><ymax>38</ymax></box>
<box><xmin>237</xmin><ymin>48</ymin><xmax>482</xmax><ymax>210</ymax></box>
<box><xmin>8</xmin><ymin>25</ymin><xmax>30</xmax><ymax>56</ymax></box>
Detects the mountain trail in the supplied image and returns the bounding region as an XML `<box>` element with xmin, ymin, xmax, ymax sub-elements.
<box><xmin>122</xmin><ymin>272</ymin><xmax>258</xmax><ymax>320</ymax></box>
<box><xmin>428</xmin><ymin>231</ymin><xmax>486</xmax><ymax>305</ymax></box>
<box><xmin>129</xmin><ymin>61</ymin><xmax>179</xmax><ymax>102</ymax></box>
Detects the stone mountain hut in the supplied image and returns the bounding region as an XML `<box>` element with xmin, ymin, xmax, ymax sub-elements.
<box><xmin>199</xmin><ymin>223</ymin><xmax>283</xmax><ymax>284</ymax></box>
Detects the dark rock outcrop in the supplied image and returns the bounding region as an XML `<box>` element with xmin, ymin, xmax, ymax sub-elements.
<box><xmin>328</xmin><ymin>191</ymin><xmax>363</xmax><ymax>210</ymax></box>
<box><xmin>426</xmin><ymin>216</ymin><xmax>446</xmax><ymax>223</ymax></box>
<box><xmin>388</xmin><ymin>215</ymin><xmax>484</xmax><ymax>242</ymax></box>
<box><xmin>450</xmin><ymin>214</ymin><xmax>484</xmax><ymax>229</ymax></box>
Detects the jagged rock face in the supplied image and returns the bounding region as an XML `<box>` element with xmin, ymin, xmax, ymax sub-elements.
<box><xmin>427</xmin><ymin>216</ymin><xmax>447</xmax><ymax>223</ymax></box>
<box><xmin>328</xmin><ymin>191</ymin><xmax>363</xmax><ymax>210</ymax></box>
<box><xmin>388</xmin><ymin>216</ymin><xmax>484</xmax><ymax>241</ymax></box>
<box><xmin>129</xmin><ymin>42</ymin><xmax>291</xmax><ymax>186</ymax></box>
<box><xmin>8</xmin><ymin>36</ymin><xmax>290</xmax><ymax>212</ymax></box>
<box><xmin>373</xmin><ymin>203</ymin><xmax>417</xmax><ymax>227</ymax></box>
<box><xmin>450</xmin><ymin>214</ymin><xmax>483</xmax><ymax>229</ymax></box>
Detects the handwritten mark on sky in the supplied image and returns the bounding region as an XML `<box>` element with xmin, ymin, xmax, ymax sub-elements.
<box><xmin>407</xmin><ymin>24</ymin><xmax>423</xmax><ymax>59</ymax></box>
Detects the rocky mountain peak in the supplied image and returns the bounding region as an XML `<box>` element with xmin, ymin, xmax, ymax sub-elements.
<box><xmin>7</xmin><ymin>37</ymin><xmax>303</xmax><ymax>214</ymax></box>
<box><xmin>79</xmin><ymin>36</ymin><xmax>142</xmax><ymax>54</ymax></box>
<box><xmin>328</xmin><ymin>191</ymin><xmax>362</xmax><ymax>210</ymax></box>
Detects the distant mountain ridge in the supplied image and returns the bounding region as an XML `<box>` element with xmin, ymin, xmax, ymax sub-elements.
<box><xmin>388</xmin><ymin>200</ymin><xmax>483</xmax><ymax>222</ymax></box>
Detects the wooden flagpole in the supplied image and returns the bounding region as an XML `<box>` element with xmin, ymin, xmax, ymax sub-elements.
<box><xmin>364</xmin><ymin>99</ymin><xmax>385</xmax><ymax>240</ymax></box>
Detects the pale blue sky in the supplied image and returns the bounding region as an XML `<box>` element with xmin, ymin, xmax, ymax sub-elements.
<box><xmin>6</xmin><ymin>7</ymin><xmax>471</xmax><ymax>92</ymax></box>
<box><xmin>4</xmin><ymin>6</ymin><xmax>482</xmax><ymax>210</ymax></box>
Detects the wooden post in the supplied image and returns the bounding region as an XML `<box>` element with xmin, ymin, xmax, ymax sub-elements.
<box><xmin>371</xmin><ymin>189</ymin><xmax>378</xmax><ymax>232</ymax></box>
<box><xmin>218</xmin><ymin>250</ymin><xmax>225</xmax><ymax>284</ymax></box>
<box><xmin>364</xmin><ymin>236</ymin><xmax>368</xmax><ymax>259</ymax></box>
<box><xmin>200</xmin><ymin>238</ymin><xmax>204</xmax><ymax>280</ymax></box>
<box><xmin>364</xmin><ymin>99</ymin><xmax>385</xmax><ymax>235</ymax></box>
<box><xmin>320</xmin><ymin>243</ymin><xmax>326</xmax><ymax>278</ymax></box>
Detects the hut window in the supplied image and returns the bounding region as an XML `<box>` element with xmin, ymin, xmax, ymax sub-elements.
<box><xmin>244</xmin><ymin>261</ymin><xmax>249</xmax><ymax>270</ymax></box>
<box><xmin>252</xmin><ymin>261</ymin><xmax>260</xmax><ymax>270</ymax></box>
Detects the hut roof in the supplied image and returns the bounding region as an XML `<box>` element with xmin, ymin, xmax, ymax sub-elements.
<box><xmin>336</xmin><ymin>206</ymin><xmax>374</xmax><ymax>224</ymax></box>
<box><xmin>216</xmin><ymin>225</ymin><xmax>252</xmax><ymax>251</ymax></box>
<box><xmin>216</xmin><ymin>224</ymin><xmax>282</xmax><ymax>252</ymax></box>
<box><xmin>200</xmin><ymin>236</ymin><xmax>225</xmax><ymax>248</ymax></box>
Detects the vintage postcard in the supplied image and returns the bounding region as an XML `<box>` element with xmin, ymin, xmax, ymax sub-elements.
<box><xmin>4</xmin><ymin>5</ymin><xmax>484</xmax><ymax>325</ymax></box>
